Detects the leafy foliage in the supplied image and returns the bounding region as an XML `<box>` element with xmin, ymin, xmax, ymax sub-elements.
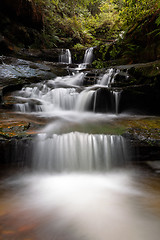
<box><xmin>33</xmin><ymin>0</ymin><xmax>120</xmax><ymax>47</ymax></box>
<box><xmin>111</xmin><ymin>0</ymin><xmax>158</xmax><ymax>26</ymax></box>
<box><xmin>33</xmin><ymin>0</ymin><xmax>160</xmax><ymax>48</ymax></box>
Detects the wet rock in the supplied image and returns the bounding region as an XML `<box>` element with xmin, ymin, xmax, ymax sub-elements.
<box><xmin>0</xmin><ymin>137</ymin><xmax>33</xmax><ymax>167</ymax></box>
<box><xmin>0</xmin><ymin>111</ymin><xmax>32</xmax><ymax>138</ymax></box>
<box><xmin>117</xmin><ymin>116</ymin><xmax>160</xmax><ymax>144</ymax></box>
<box><xmin>111</xmin><ymin>61</ymin><xmax>160</xmax><ymax>86</ymax></box>
<box><xmin>120</xmin><ymin>117</ymin><xmax>160</xmax><ymax>164</ymax></box>
<box><xmin>0</xmin><ymin>118</ymin><xmax>33</xmax><ymax>167</ymax></box>
<box><xmin>0</xmin><ymin>108</ymin><xmax>47</xmax><ymax>167</ymax></box>
<box><xmin>0</xmin><ymin>56</ymin><xmax>57</xmax><ymax>104</ymax></box>
<box><xmin>94</xmin><ymin>88</ymin><xmax>114</xmax><ymax>113</ymax></box>
<box><xmin>99</xmin><ymin>61</ymin><xmax>160</xmax><ymax>115</ymax></box>
<box><xmin>118</xmin><ymin>84</ymin><xmax>160</xmax><ymax>115</ymax></box>
<box><xmin>83</xmin><ymin>72</ymin><xmax>99</xmax><ymax>86</ymax></box>
<box><xmin>15</xmin><ymin>49</ymin><xmax>62</xmax><ymax>62</ymax></box>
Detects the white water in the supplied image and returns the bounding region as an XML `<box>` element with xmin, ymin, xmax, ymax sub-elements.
<box><xmin>59</xmin><ymin>49</ymin><xmax>72</xmax><ymax>64</ymax></box>
<box><xmin>14</xmin><ymin>68</ymin><xmax>121</xmax><ymax>114</ymax></box>
<box><xmin>33</xmin><ymin>133</ymin><xmax>128</xmax><ymax>172</ymax></box>
<box><xmin>75</xmin><ymin>47</ymin><xmax>94</xmax><ymax>70</ymax></box>
<box><xmin>14</xmin><ymin>73</ymin><xmax>84</xmax><ymax>112</ymax></box>
<box><xmin>83</xmin><ymin>47</ymin><xmax>94</xmax><ymax>64</ymax></box>
<box><xmin>112</xmin><ymin>90</ymin><xmax>122</xmax><ymax>114</ymax></box>
<box><xmin>75</xmin><ymin>89</ymin><xmax>95</xmax><ymax>111</ymax></box>
<box><xmin>5</xmin><ymin>172</ymin><xmax>160</xmax><ymax>240</ymax></box>
<box><xmin>99</xmin><ymin>68</ymin><xmax>120</xmax><ymax>86</ymax></box>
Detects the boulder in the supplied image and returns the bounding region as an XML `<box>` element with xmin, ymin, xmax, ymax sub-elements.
<box><xmin>112</xmin><ymin>61</ymin><xmax>160</xmax><ymax>115</ymax></box>
<box><xmin>0</xmin><ymin>56</ymin><xmax>57</xmax><ymax>103</ymax></box>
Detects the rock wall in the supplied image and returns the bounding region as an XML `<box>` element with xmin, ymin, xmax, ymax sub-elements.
<box><xmin>1</xmin><ymin>0</ymin><xmax>43</xmax><ymax>29</ymax></box>
<box><xmin>0</xmin><ymin>0</ymin><xmax>44</xmax><ymax>52</ymax></box>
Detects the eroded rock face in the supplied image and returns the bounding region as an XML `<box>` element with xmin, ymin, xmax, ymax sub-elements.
<box><xmin>0</xmin><ymin>56</ymin><xmax>58</xmax><ymax>104</ymax></box>
<box><xmin>0</xmin><ymin>0</ymin><xmax>44</xmax><ymax>51</ymax></box>
<box><xmin>104</xmin><ymin>61</ymin><xmax>160</xmax><ymax>115</ymax></box>
<box><xmin>0</xmin><ymin>35</ymin><xmax>14</xmax><ymax>54</ymax></box>
<box><xmin>1</xmin><ymin>0</ymin><xmax>43</xmax><ymax>30</ymax></box>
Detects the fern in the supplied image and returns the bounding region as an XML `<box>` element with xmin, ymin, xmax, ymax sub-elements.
<box><xmin>156</xmin><ymin>16</ymin><xmax>160</xmax><ymax>26</ymax></box>
<box><xmin>147</xmin><ymin>29</ymin><xmax>160</xmax><ymax>36</ymax></box>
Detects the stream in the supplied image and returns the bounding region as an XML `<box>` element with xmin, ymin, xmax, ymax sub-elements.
<box><xmin>0</xmin><ymin>49</ymin><xmax>160</xmax><ymax>240</ymax></box>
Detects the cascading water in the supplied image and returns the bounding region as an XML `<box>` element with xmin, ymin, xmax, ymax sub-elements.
<box><xmin>76</xmin><ymin>47</ymin><xmax>94</xmax><ymax>70</ymax></box>
<box><xmin>112</xmin><ymin>90</ymin><xmax>122</xmax><ymax>114</ymax></box>
<box><xmin>33</xmin><ymin>132</ymin><xmax>128</xmax><ymax>172</ymax></box>
<box><xmin>14</xmin><ymin>73</ymin><xmax>84</xmax><ymax>112</ymax></box>
<box><xmin>75</xmin><ymin>90</ymin><xmax>95</xmax><ymax>111</ymax></box>
<box><xmin>3</xmin><ymin>50</ymin><xmax>160</xmax><ymax>240</ymax></box>
<box><xmin>59</xmin><ymin>49</ymin><xmax>72</xmax><ymax>64</ymax></box>
<box><xmin>12</xmin><ymin>59</ymin><xmax>129</xmax><ymax>171</ymax></box>
<box><xmin>14</xmin><ymin>68</ymin><xmax>122</xmax><ymax>114</ymax></box>
<box><xmin>99</xmin><ymin>68</ymin><xmax>120</xmax><ymax>86</ymax></box>
<box><xmin>83</xmin><ymin>47</ymin><xmax>94</xmax><ymax>64</ymax></box>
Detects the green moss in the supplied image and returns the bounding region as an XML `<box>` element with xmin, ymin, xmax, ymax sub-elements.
<box><xmin>92</xmin><ymin>59</ymin><xmax>106</xmax><ymax>69</ymax></box>
<box><xmin>73</xmin><ymin>43</ymin><xmax>86</xmax><ymax>51</ymax></box>
<box><xmin>57</xmin><ymin>122</ymin><xmax>126</xmax><ymax>135</ymax></box>
<box><xmin>119</xmin><ymin>117</ymin><xmax>160</xmax><ymax>145</ymax></box>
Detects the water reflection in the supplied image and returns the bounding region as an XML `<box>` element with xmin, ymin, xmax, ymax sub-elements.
<box><xmin>1</xmin><ymin>171</ymin><xmax>160</xmax><ymax>240</ymax></box>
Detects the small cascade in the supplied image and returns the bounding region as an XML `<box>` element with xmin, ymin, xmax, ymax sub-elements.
<box><xmin>13</xmin><ymin>67</ymin><xmax>124</xmax><ymax>115</ymax></box>
<box><xmin>76</xmin><ymin>47</ymin><xmax>94</xmax><ymax>70</ymax></box>
<box><xmin>93</xmin><ymin>90</ymin><xmax>98</xmax><ymax>112</ymax></box>
<box><xmin>99</xmin><ymin>68</ymin><xmax>120</xmax><ymax>86</ymax></box>
<box><xmin>112</xmin><ymin>90</ymin><xmax>122</xmax><ymax>114</ymax></box>
<box><xmin>33</xmin><ymin>132</ymin><xmax>129</xmax><ymax>172</ymax></box>
<box><xmin>75</xmin><ymin>90</ymin><xmax>95</xmax><ymax>111</ymax></box>
<box><xmin>14</xmin><ymin>86</ymin><xmax>79</xmax><ymax>112</ymax></box>
<box><xmin>59</xmin><ymin>49</ymin><xmax>72</xmax><ymax>64</ymax></box>
<box><xmin>43</xmin><ymin>88</ymin><xmax>78</xmax><ymax>111</ymax></box>
<box><xmin>83</xmin><ymin>47</ymin><xmax>94</xmax><ymax>64</ymax></box>
<box><xmin>14</xmin><ymin>74</ymin><xmax>85</xmax><ymax>113</ymax></box>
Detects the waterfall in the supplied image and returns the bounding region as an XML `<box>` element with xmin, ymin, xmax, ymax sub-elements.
<box><xmin>14</xmin><ymin>74</ymin><xmax>85</xmax><ymax>112</ymax></box>
<box><xmin>3</xmin><ymin>51</ymin><xmax>160</xmax><ymax>240</ymax></box>
<box><xmin>42</xmin><ymin>88</ymin><xmax>78</xmax><ymax>110</ymax></box>
<box><xmin>99</xmin><ymin>68</ymin><xmax>120</xmax><ymax>86</ymax></box>
<box><xmin>75</xmin><ymin>47</ymin><xmax>94</xmax><ymax>70</ymax></box>
<box><xmin>13</xmin><ymin>64</ymin><xmax>129</xmax><ymax>116</ymax></box>
<box><xmin>59</xmin><ymin>49</ymin><xmax>72</xmax><ymax>64</ymax></box>
<box><xmin>112</xmin><ymin>90</ymin><xmax>122</xmax><ymax>114</ymax></box>
<box><xmin>15</xmin><ymin>87</ymin><xmax>79</xmax><ymax>112</ymax></box>
<box><xmin>13</xmin><ymin>70</ymin><xmax>123</xmax><ymax>114</ymax></box>
<box><xmin>75</xmin><ymin>90</ymin><xmax>95</xmax><ymax>111</ymax></box>
<box><xmin>33</xmin><ymin>132</ymin><xmax>129</xmax><ymax>172</ymax></box>
<box><xmin>100</xmin><ymin>69</ymin><xmax>114</xmax><ymax>86</ymax></box>
<box><xmin>83</xmin><ymin>47</ymin><xmax>94</xmax><ymax>64</ymax></box>
<box><xmin>93</xmin><ymin>90</ymin><xmax>97</xmax><ymax>112</ymax></box>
